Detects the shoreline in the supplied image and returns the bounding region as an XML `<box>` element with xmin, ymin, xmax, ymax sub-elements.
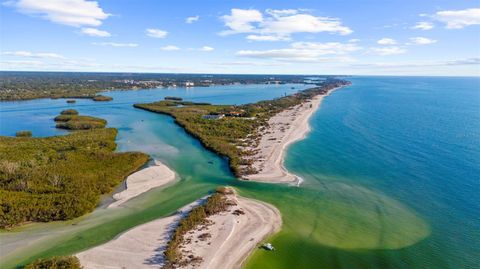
<box><xmin>107</xmin><ymin>159</ymin><xmax>176</xmax><ymax>208</ymax></box>
<box><xmin>243</xmin><ymin>86</ymin><xmax>344</xmax><ymax>185</ymax></box>
<box><xmin>77</xmin><ymin>191</ymin><xmax>281</xmax><ymax>269</ymax></box>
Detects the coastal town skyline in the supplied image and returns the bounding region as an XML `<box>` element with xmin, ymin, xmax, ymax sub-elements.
<box><xmin>1</xmin><ymin>0</ymin><xmax>479</xmax><ymax>76</ymax></box>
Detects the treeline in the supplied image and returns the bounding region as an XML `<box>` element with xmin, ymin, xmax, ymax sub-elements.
<box><xmin>164</xmin><ymin>188</ymin><xmax>232</xmax><ymax>268</ymax></box>
<box><xmin>135</xmin><ymin>79</ymin><xmax>351</xmax><ymax>177</ymax></box>
<box><xmin>0</xmin><ymin>128</ymin><xmax>148</xmax><ymax>228</ymax></box>
<box><xmin>0</xmin><ymin>71</ymin><xmax>334</xmax><ymax>101</ymax></box>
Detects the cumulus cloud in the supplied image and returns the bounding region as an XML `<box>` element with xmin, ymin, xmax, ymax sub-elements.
<box><xmin>220</xmin><ymin>9</ymin><xmax>263</xmax><ymax>34</ymax></box>
<box><xmin>433</xmin><ymin>8</ymin><xmax>480</xmax><ymax>29</ymax></box>
<box><xmin>146</xmin><ymin>28</ymin><xmax>168</xmax><ymax>38</ymax></box>
<box><xmin>377</xmin><ymin>38</ymin><xmax>397</xmax><ymax>45</ymax></box>
<box><xmin>220</xmin><ymin>8</ymin><xmax>352</xmax><ymax>41</ymax></box>
<box><xmin>199</xmin><ymin>46</ymin><xmax>214</xmax><ymax>52</ymax></box>
<box><xmin>408</xmin><ymin>37</ymin><xmax>437</xmax><ymax>45</ymax></box>
<box><xmin>2</xmin><ymin>50</ymin><xmax>65</xmax><ymax>59</ymax></box>
<box><xmin>92</xmin><ymin>42</ymin><xmax>138</xmax><ymax>47</ymax></box>
<box><xmin>81</xmin><ymin>27</ymin><xmax>110</xmax><ymax>37</ymax></box>
<box><xmin>4</xmin><ymin>0</ymin><xmax>110</xmax><ymax>27</ymax></box>
<box><xmin>186</xmin><ymin>15</ymin><xmax>199</xmax><ymax>24</ymax></box>
<box><xmin>236</xmin><ymin>41</ymin><xmax>361</xmax><ymax>62</ymax></box>
<box><xmin>160</xmin><ymin>45</ymin><xmax>180</xmax><ymax>51</ymax></box>
<box><xmin>246</xmin><ymin>34</ymin><xmax>290</xmax><ymax>41</ymax></box>
<box><xmin>412</xmin><ymin>21</ymin><xmax>434</xmax><ymax>30</ymax></box>
<box><xmin>368</xmin><ymin>46</ymin><xmax>406</xmax><ymax>56</ymax></box>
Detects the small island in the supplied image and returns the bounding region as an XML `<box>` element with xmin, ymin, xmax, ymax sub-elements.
<box><xmin>92</xmin><ymin>95</ymin><xmax>113</xmax><ymax>102</ymax></box>
<box><xmin>15</xmin><ymin>130</ymin><xmax>32</xmax><ymax>137</ymax></box>
<box><xmin>54</xmin><ymin>109</ymin><xmax>107</xmax><ymax>130</ymax></box>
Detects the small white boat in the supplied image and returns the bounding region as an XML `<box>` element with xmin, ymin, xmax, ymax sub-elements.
<box><xmin>262</xmin><ymin>243</ymin><xmax>275</xmax><ymax>251</ymax></box>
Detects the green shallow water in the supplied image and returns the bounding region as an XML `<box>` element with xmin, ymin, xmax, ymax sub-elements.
<box><xmin>1</xmin><ymin>78</ymin><xmax>478</xmax><ymax>268</ymax></box>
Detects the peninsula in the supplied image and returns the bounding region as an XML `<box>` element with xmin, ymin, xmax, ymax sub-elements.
<box><xmin>134</xmin><ymin>79</ymin><xmax>350</xmax><ymax>183</ymax></box>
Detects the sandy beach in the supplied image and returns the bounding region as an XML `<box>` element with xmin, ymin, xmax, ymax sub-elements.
<box><xmin>77</xmin><ymin>191</ymin><xmax>281</xmax><ymax>269</ymax></box>
<box><xmin>243</xmin><ymin>88</ymin><xmax>340</xmax><ymax>185</ymax></box>
<box><xmin>108</xmin><ymin>160</ymin><xmax>176</xmax><ymax>208</ymax></box>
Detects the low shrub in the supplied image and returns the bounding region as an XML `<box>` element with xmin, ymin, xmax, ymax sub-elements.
<box><xmin>24</xmin><ymin>256</ymin><xmax>82</xmax><ymax>269</ymax></box>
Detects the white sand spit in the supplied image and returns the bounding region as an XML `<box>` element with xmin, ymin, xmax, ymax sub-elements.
<box><xmin>243</xmin><ymin>88</ymin><xmax>341</xmax><ymax>185</ymax></box>
<box><xmin>77</xmin><ymin>200</ymin><xmax>202</xmax><ymax>269</ymax></box>
<box><xmin>181</xmin><ymin>194</ymin><xmax>282</xmax><ymax>269</ymax></box>
<box><xmin>77</xmin><ymin>191</ymin><xmax>281</xmax><ymax>269</ymax></box>
<box><xmin>108</xmin><ymin>160</ymin><xmax>176</xmax><ymax>208</ymax></box>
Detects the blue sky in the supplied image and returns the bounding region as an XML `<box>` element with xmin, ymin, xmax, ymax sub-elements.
<box><xmin>1</xmin><ymin>0</ymin><xmax>479</xmax><ymax>75</ymax></box>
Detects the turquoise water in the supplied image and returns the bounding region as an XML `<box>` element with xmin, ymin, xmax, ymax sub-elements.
<box><xmin>0</xmin><ymin>78</ymin><xmax>479</xmax><ymax>268</ymax></box>
<box><xmin>279</xmin><ymin>77</ymin><xmax>480</xmax><ymax>268</ymax></box>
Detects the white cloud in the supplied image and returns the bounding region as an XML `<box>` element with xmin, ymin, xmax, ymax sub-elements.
<box><xmin>186</xmin><ymin>15</ymin><xmax>199</xmax><ymax>24</ymax></box>
<box><xmin>265</xmin><ymin>9</ymin><xmax>299</xmax><ymax>17</ymax></box>
<box><xmin>412</xmin><ymin>21</ymin><xmax>434</xmax><ymax>30</ymax></box>
<box><xmin>220</xmin><ymin>8</ymin><xmax>352</xmax><ymax>41</ymax></box>
<box><xmin>408</xmin><ymin>37</ymin><xmax>437</xmax><ymax>45</ymax></box>
<box><xmin>81</xmin><ymin>27</ymin><xmax>110</xmax><ymax>37</ymax></box>
<box><xmin>377</xmin><ymin>38</ymin><xmax>397</xmax><ymax>45</ymax></box>
<box><xmin>433</xmin><ymin>8</ymin><xmax>480</xmax><ymax>29</ymax></box>
<box><xmin>353</xmin><ymin>57</ymin><xmax>480</xmax><ymax>68</ymax></box>
<box><xmin>0</xmin><ymin>60</ymin><xmax>44</xmax><ymax>67</ymax></box>
<box><xmin>199</xmin><ymin>46</ymin><xmax>214</xmax><ymax>52</ymax></box>
<box><xmin>236</xmin><ymin>41</ymin><xmax>361</xmax><ymax>62</ymax></box>
<box><xmin>210</xmin><ymin>61</ymin><xmax>287</xmax><ymax>67</ymax></box>
<box><xmin>160</xmin><ymin>45</ymin><xmax>180</xmax><ymax>51</ymax></box>
<box><xmin>246</xmin><ymin>34</ymin><xmax>290</xmax><ymax>41</ymax></box>
<box><xmin>4</xmin><ymin>0</ymin><xmax>110</xmax><ymax>27</ymax></box>
<box><xmin>368</xmin><ymin>46</ymin><xmax>406</xmax><ymax>56</ymax></box>
<box><xmin>220</xmin><ymin>9</ymin><xmax>263</xmax><ymax>35</ymax></box>
<box><xmin>146</xmin><ymin>28</ymin><xmax>168</xmax><ymax>38</ymax></box>
<box><xmin>92</xmin><ymin>42</ymin><xmax>138</xmax><ymax>47</ymax></box>
<box><xmin>262</xmin><ymin>14</ymin><xmax>352</xmax><ymax>36</ymax></box>
<box><xmin>2</xmin><ymin>50</ymin><xmax>65</xmax><ymax>59</ymax></box>
<box><xmin>348</xmin><ymin>39</ymin><xmax>361</xmax><ymax>43</ymax></box>
<box><xmin>445</xmin><ymin>57</ymin><xmax>480</xmax><ymax>65</ymax></box>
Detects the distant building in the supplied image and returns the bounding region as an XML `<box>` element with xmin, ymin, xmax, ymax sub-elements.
<box><xmin>184</xmin><ymin>81</ymin><xmax>194</xmax><ymax>87</ymax></box>
<box><xmin>202</xmin><ymin>114</ymin><xmax>225</xmax><ymax>120</ymax></box>
<box><xmin>225</xmin><ymin>110</ymin><xmax>245</xmax><ymax>117</ymax></box>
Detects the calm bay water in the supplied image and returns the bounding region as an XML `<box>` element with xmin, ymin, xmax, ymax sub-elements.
<box><xmin>0</xmin><ymin>78</ymin><xmax>478</xmax><ymax>269</ymax></box>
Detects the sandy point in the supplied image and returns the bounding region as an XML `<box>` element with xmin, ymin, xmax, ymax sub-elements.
<box><xmin>243</xmin><ymin>87</ymin><xmax>343</xmax><ymax>185</ymax></box>
<box><xmin>108</xmin><ymin>159</ymin><xmax>176</xmax><ymax>208</ymax></box>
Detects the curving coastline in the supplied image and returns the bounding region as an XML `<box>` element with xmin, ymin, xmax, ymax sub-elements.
<box><xmin>108</xmin><ymin>159</ymin><xmax>176</xmax><ymax>208</ymax></box>
<box><xmin>243</xmin><ymin>87</ymin><xmax>344</xmax><ymax>185</ymax></box>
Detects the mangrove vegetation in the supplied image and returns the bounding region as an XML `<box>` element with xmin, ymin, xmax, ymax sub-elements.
<box><xmin>54</xmin><ymin>110</ymin><xmax>107</xmax><ymax>130</ymax></box>
<box><xmin>0</xmin><ymin>128</ymin><xmax>148</xmax><ymax>228</ymax></box>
